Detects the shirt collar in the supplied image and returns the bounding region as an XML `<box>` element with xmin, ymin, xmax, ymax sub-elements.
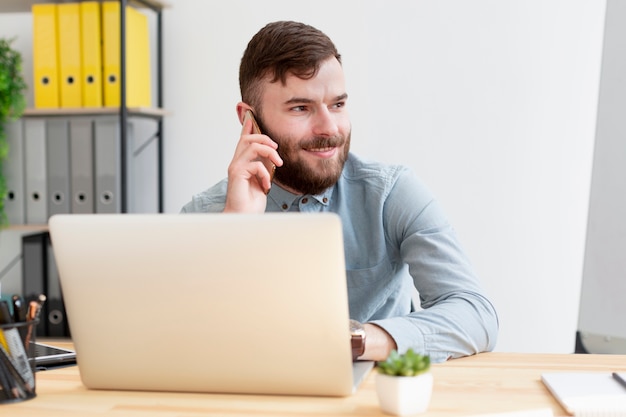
<box><xmin>268</xmin><ymin>183</ymin><xmax>334</xmax><ymax>209</ymax></box>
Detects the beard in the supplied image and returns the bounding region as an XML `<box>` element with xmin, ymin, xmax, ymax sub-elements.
<box><xmin>258</xmin><ymin>117</ymin><xmax>351</xmax><ymax>196</ymax></box>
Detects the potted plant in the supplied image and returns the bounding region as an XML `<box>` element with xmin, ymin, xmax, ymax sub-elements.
<box><xmin>376</xmin><ymin>349</ymin><xmax>433</xmax><ymax>416</ymax></box>
<box><xmin>0</xmin><ymin>37</ymin><xmax>27</xmax><ymax>227</ymax></box>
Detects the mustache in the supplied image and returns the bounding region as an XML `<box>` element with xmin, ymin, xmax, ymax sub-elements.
<box><xmin>299</xmin><ymin>136</ymin><xmax>345</xmax><ymax>150</ymax></box>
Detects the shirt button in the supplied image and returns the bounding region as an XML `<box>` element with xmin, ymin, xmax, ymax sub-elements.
<box><xmin>282</xmin><ymin>203</ymin><xmax>288</xmax><ymax>210</ymax></box>
<box><xmin>302</xmin><ymin>198</ymin><xmax>308</xmax><ymax>204</ymax></box>
<box><xmin>323</xmin><ymin>197</ymin><xmax>328</xmax><ymax>203</ymax></box>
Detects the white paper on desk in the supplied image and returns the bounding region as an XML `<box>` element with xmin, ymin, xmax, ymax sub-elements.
<box><xmin>465</xmin><ymin>408</ymin><xmax>553</xmax><ymax>417</ymax></box>
<box><xmin>541</xmin><ymin>372</ymin><xmax>626</xmax><ymax>416</ymax></box>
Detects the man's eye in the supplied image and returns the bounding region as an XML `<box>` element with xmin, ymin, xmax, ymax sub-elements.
<box><xmin>292</xmin><ymin>106</ymin><xmax>306</xmax><ymax>112</ymax></box>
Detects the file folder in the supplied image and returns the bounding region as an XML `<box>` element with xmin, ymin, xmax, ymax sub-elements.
<box><xmin>79</xmin><ymin>2</ymin><xmax>103</xmax><ymax>107</ymax></box>
<box><xmin>3</xmin><ymin>120</ymin><xmax>26</xmax><ymax>225</ymax></box>
<box><xmin>69</xmin><ymin>118</ymin><xmax>95</xmax><ymax>214</ymax></box>
<box><xmin>126</xmin><ymin>6</ymin><xmax>152</xmax><ymax>108</ymax></box>
<box><xmin>94</xmin><ymin>118</ymin><xmax>121</xmax><ymax>213</ymax></box>
<box><xmin>102</xmin><ymin>2</ymin><xmax>152</xmax><ymax>108</ymax></box>
<box><xmin>46</xmin><ymin>234</ymin><xmax>70</xmax><ymax>338</ymax></box>
<box><xmin>32</xmin><ymin>4</ymin><xmax>60</xmax><ymax>108</ymax></box>
<box><xmin>23</xmin><ymin>119</ymin><xmax>48</xmax><ymax>224</ymax></box>
<box><xmin>46</xmin><ymin>119</ymin><xmax>71</xmax><ymax>218</ymax></box>
<box><xmin>57</xmin><ymin>3</ymin><xmax>83</xmax><ymax>108</ymax></box>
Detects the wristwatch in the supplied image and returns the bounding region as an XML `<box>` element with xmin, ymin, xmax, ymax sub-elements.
<box><xmin>350</xmin><ymin>320</ymin><xmax>366</xmax><ymax>360</ymax></box>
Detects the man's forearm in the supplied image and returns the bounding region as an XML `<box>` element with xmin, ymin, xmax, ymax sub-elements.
<box><xmin>360</xmin><ymin>323</ymin><xmax>397</xmax><ymax>361</ymax></box>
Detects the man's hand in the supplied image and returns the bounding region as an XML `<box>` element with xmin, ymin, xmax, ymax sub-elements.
<box><xmin>223</xmin><ymin>115</ymin><xmax>283</xmax><ymax>213</ymax></box>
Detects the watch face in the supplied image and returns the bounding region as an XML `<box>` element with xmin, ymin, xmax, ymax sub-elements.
<box><xmin>350</xmin><ymin>319</ymin><xmax>365</xmax><ymax>335</ymax></box>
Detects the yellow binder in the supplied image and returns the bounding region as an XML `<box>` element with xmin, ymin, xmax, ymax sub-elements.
<box><xmin>80</xmin><ymin>2</ymin><xmax>103</xmax><ymax>107</ymax></box>
<box><xmin>57</xmin><ymin>3</ymin><xmax>83</xmax><ymax>108</ymax></box>
<box><xmin>32</xmin><ymin>4</ymin><xmax>59</xmax><ymax>108</ymax></box>
<box><xmin>102</xmin><ymin>2</ymin><xmax>152</xmax><ymax>108</ymax></box>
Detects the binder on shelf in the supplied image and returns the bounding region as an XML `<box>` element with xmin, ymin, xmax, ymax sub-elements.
<box><xmin>32</xmin><ymin>3</ymin><xmax>60</xmax><ymax>108</ymax></box>
<box><xmin>46</xmin><ymin>234</ymin><xmax>70</xmax><ymax>338</ymax></box>
<box><xmin>23</xmin><ymin>119</ymin><xmax>48</xmax><ymax>224</ymax></box>
<box><xmin>3</xmin><ymin>120</ymin><xmax>26</xmax><ymax>225</ymax></box>
<box><xmin>126</xmin><ymin>5</ymin><xmax>152</xmax><ymax>107</ymax></box>
<box><xmin>69</xmin><ymin>118</ymin><xmax>95</xmax><ymax>214</ymax></box>
<box><xmin>57</xmin><ymin>3</ymin><xmax>82</xmax><ymax>108</ymax></box>
<box><xmin>46</xmin><ymin>119</ymin><xmax>71</xmax><ymax>218</ymax></box>
<box><xmin>94</xmin><ymin>118</ymin><xmax>121</xmax><ymax>213</ymax></box>
<box><xmin>79</xmin><ymin>1</ymin><xmax>103</xmax><ymax>107</ymax></box>
<box><xmin>102</xmin><ymin>2</ymin><xmax>152</xmax><ymax>108</ymax></box>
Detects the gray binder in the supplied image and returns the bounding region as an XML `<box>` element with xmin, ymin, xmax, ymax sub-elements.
<box><xmin>24</xmin><ymin>118</ymin><xmax>48</xmax><ymax>224</ymax></box>
<box><xmin>46</xmin><ymin>234</ymin><xmax>69</xmax><ymax>337</ymax></box>
<box><xmin>69</xmin><ymin>118</ymin><xmax>95</xmax><ymax>214</ymax></box>
<box><xmin>94</xmin><ymin>117</ymin><xmax>121</xmax><ymax>213</ymax></box>
<box><xmin>46</xmin><ymin>119</ymin><xmax>71</xmax><ymax>218</ymax></box>
<box><xmin>3</xmin><ymin>120</ymin><xmax>26</xmax><ymax>225</ymax></box>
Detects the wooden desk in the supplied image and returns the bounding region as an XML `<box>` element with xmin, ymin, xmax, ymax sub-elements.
<box><xmin>7</xmin><ymin>346</ymin><xmax>626</xmax><ymax>416</ymax></box>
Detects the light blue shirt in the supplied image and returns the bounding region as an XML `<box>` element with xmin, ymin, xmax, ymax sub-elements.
<box><xmin>181</xmin><ymin>153</ymin><xmax>498</xmax><ymax>362</ymax></box>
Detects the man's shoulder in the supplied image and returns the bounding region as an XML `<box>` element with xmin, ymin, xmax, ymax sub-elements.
<box><xmin>180</xmin><ymin>179</ymin><xmax>228</xmax><ymax>213</ymax></box>
<box><xmin>343</xmin><ymin>153</ymin><xmax>410</xmax><ymax>182</ymax></box>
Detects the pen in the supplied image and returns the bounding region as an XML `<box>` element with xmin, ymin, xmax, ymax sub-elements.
<box><xmin>26</xmin><ymin>294</ymin><xmax>46</xmax><ymax>322</ymax></box>
<box><xmin>612</xmin><ymin>372</ymin><xmax>626</xmax><ymax>390</ymax></box>
<box><xmin>23</xmin><ymin>294</ymin><xmax>46</xmax><ymax>349</ymax></box>
<box><xmin>11</xmin><ymin>295</ymin><xmax>26</xmax><ymax>323</ymax></box>
<box><xmin>11</xmin><ymin>295</ymin><xmax>28</xmax><ymax>342</ymax></box>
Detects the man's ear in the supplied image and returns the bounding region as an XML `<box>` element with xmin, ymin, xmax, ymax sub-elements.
<box><xmin>236</xmin><ymin>102</ymin><xmax>254</xmax><ymax>124</ymax></box>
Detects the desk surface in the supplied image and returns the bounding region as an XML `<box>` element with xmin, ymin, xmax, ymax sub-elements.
<box><xmin>7</xmin><ymin>342</ymin><xmax>626</xmax><ymax>416</ymax></box>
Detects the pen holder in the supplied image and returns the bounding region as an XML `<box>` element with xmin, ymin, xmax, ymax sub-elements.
<box><xmin>0</xmin><ymin>320</ymin><xmax>38</xmax><ymax>404</ymax></box>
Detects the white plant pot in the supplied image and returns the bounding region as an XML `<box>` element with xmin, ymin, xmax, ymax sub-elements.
<box><xmin>375</xmin><ymin>371</ymin><xmax>433</xmax><ymax>416</ymax></box>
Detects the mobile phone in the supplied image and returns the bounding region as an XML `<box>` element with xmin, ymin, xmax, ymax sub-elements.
<box><xmin>243</xmin><ymin>110</ymin><xmax>276</xmax><ymax>185</ymax></box>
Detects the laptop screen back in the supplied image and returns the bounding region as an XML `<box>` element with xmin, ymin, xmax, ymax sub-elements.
<box><xmin>49</xmin><ymin>213</ymin><xmax>356</xmax><ymax>396</ymax></box>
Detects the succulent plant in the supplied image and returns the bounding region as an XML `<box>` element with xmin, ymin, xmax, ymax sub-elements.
<box><xmin>377</xmin><ymin>348</ymin><xmax>431</xmax><ymax>377</ymax></box>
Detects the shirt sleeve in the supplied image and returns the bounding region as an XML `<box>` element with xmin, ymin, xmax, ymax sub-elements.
<box><xmin>180</xmin><ymin>179</ymin><xmax>228</xmax><ymax>213</ymax></box>
<box><xmin>370</xmin><ymin>169</ymin><xmax>499</xmax><ymax>362</ymax></box>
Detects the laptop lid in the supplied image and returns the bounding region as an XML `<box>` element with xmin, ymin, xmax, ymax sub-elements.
<box><xmin>49</xmin><ymin>213</ymin><xmax>364</xmax><ymax>396</ymax></box>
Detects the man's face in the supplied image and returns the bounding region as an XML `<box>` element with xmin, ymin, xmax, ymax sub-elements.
<box><xmin>256</xmin><ymin>57</ymin><xmax>351</xmax><ymax>196</ymax></box>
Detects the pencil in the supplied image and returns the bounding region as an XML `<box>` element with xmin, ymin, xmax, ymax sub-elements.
<box><xmin>612</xmin><ymin>372</ymin><xmax>626</xmax><ymax>390</ymax></box>
<box><xmin>0</xmin><ymin>331</ymin><xmax>9</xmax><ymax>354</ymax></box>
<box><xmin>0</xmin><ymin>346</ymin><xmax>27</xmax><ymax>399</ymax></box>
<box><xmin>0</xmin><ymin>352</ymin><xmax>19</xmax><ymax>400</ymax></box>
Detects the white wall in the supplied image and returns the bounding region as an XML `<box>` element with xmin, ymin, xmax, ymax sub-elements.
<box><xmin>0</xmin><ymin>1</ymin><xmax>607</xmax><ymax>353</ymax></box>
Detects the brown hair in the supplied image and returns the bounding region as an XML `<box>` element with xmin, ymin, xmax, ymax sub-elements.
<box><xmin>239</xmin><ymin>21</ymin><xmax>342</xmax><ymax>110</ymax></box>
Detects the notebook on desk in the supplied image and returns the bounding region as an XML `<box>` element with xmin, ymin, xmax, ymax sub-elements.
<box><xmin>541</xmin><ymin>372</ymin><xmax>626</xmax><ymax>416</ymax></box>
<box><xmin>48</xmin><ymin>213</ymin><xmax>373</xmax><ymax>397</ymax></box>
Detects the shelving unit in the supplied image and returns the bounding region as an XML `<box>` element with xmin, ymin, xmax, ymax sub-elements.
<box><xmin>1</xmin><ymin>0</ymin><xmax>167</xmax><ymax>228</ymax></box>
<box><xmin>0</xmin><ymin>1</ymin><xmax>168</xmax><ymax>338</ymax></box>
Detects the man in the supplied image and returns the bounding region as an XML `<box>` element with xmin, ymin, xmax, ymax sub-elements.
<box><xmin>182</xmin><ymin>21</ymin><xmax>498</xmax><ymax>362</ymax></box>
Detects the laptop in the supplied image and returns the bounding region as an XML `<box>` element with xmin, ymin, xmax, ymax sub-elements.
<box><xmin>48</xmin><ymin>213</ymin><xmax>373</xmax><ymax>396</ymax></box>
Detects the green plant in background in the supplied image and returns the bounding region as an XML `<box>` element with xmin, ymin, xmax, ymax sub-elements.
<box><xmin>377</xmin><ymin>349</ymin><xmax>431</xmax><ymax>377</ymax></box>
<box><xmin>0</xmin><ymin>37</ymin><xmax>27</xmax><ymax>227</ymax></box>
